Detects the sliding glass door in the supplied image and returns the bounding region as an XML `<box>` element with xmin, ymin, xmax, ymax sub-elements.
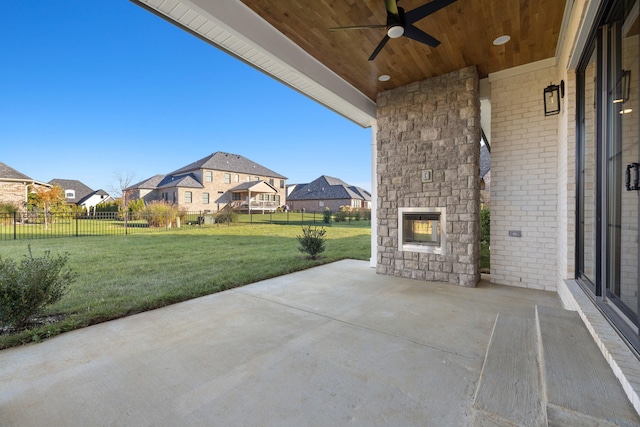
<box><xmin>578</xmin><ymin>0</ymin><xmax>640</xmax><ymax>347</ymax></box>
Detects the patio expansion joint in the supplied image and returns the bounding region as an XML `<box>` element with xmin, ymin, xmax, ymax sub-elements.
<box><xmin>231</xmin><ymin>289</ymin><xmax>477</xmax><ymax>361</ymax></box>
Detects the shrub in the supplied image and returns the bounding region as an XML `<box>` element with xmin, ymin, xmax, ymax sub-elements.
<box><xmin>0</xmin><ymin>202</ymin><xmax>19</xmax><ymax>215</ymax></box>
<box><xmin>297</xmin><ymin>226</ymin><xmax>327</xmax><ymax>259</ymax></box>
<box><xmin>480</xmin><ymin>206</ymin><xmax>490</xmax><ymax>245</ymax></box>
<box><xmin>0</xmin><ymin>203</ymin><xmax>20</xmax><ymax>225</ymax></box>
<box><xmin>141</xmin><ymin>201</ymin><xmax>184</xmax><ymax>227</ymax></box>
<box><xmin>334</xmin><ymin>208</ymin><xmax>348</xmax><ymax>222</ymax></box>
<box><xmin>0</xmin><ymin>246</ymin><xmax>76</xmax><ymax>329</ymax></box>
<box><xmin>215</xmin><ymin>209</ymin><xmax>238</xmax><ymax>224</ymax></box>
<box><xmin>323</xmin><ymin>207</ymin><xmax>332</xmax><ymax>224</ymax></box>
<box><xmin>353</xmin><ymin>209</ymin><xmax>361</xmax><ymax>221</ymax></box>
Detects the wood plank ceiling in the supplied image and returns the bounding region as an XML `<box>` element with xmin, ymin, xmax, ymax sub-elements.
<box><xmin>240</xmin><ymin>0</ymin><xmax>567</xmax><ymax>101</ymax></box>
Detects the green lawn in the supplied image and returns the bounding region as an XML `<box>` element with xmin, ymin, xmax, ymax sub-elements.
<box><xmin>0</xmin><ymin>223</ymin><xmax>371</xmax><ymax>349</ymax></box>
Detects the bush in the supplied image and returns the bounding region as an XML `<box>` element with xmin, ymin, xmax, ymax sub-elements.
<box><xmin>334</xmin><ymin>207</ymin><xmax>348</xmax><ymax>222</ymax></box>
<box><xmin>141</xmin><ymin>201</ymin><xmax>184</xmax><ymax>227</ymax></box>
<box><xmin>480</xmin><ymin>206</ymin><xmax>490</xmax><ymax>245</ymax></box>
<box><xmin>297</xmin><ymin>226</ymin><xmax>327</xmax><ymax>259</ymax></box>
<box><xmin>353</xmin><ymin>210</ymin><xmax>361</xmax><ymax>221</ymax></box>
<box><xmin>215</xmin><ymin>209</ymin><xmax>238</xmax><ymax>224</ymax></box>
<box><xmin>323</xmin><ymin>207</ymin><xmax>332</xmax><ymax>224</ymax></box>
<box><xmin>0</xmin><ymin>202</ymin><xmax>19</xmax><ymax>215</ymax></box>
<box><xmin>0</xmin><ymin>246</ymin><xmax>76</xmax><ymax>329</ymax></box>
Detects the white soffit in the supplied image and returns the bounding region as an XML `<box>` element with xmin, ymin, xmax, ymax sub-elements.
<box><xmin>132</xmin><ymin>0</ymin><xmax>377</xmax><ymax>128</ymax></box>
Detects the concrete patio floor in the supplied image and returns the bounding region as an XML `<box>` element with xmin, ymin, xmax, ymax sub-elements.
<box><xmin>0</xmin><ymin>259</ymin><xmax>562</xmax><ymax>426</ymax></box>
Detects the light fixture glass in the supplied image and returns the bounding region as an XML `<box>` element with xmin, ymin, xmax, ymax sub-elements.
<box><xmin>378</xmin><ymin>75</ymin><xmax>391</xmax><ymax>82</ymax></box>
<box><xmin>543</xmin><ymin>81</ymin><xmax>564</xmax><ymax>116</ymax></box>
<box><xmin>387</xmin><ymin>25</ymin><xmax>404</xmax><ymax>39</ymax></box>
<box><xmin>492</xmin><ymin>35</ymin><xmax>511</xmax><ymax>46</ymax></box>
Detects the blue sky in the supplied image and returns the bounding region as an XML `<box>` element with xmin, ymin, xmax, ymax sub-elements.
<box><xmin>1</xmin><ymin>1</ymin><xmax>372</xmax><ymax>194</ymax></box>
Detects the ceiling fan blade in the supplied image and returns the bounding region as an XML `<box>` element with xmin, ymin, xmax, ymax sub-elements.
<box><xmin>405</xmin><ymin>0</ymin><xmax>457</xmax><ymax>23</ymax></box>
<box><xmin>404</xmin><ymin>24</ymin><xmax>440</xmax><ymax>47</ymax></box>
<box><xmin>369</xmin><ymin>35</ymin><xmax>390</xmax><ymax>61</ymax></box>
<box><xmin>330</xmin><ymin>24</ymin><xmax>386</xmax><ymax>32</ymax></box>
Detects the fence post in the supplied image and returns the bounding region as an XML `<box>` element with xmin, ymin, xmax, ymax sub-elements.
<box><xmin>75</xmin><ymin>211</ymin><xmax>79</xmax><ymax>237</ymax></box>
<box><xmin>269</xmin><ymin>211</ymin><xmax>272</xmax><ymax>224</ymax></box>
<box><xmin>166</xmin><ymin>212</ymin><xmax>169</xmax><ymax>231</ymax></box>
<box><xmin>13</xmin><ymin>211</ymin><xmax>17</xmax><ymax>240</ymax></box>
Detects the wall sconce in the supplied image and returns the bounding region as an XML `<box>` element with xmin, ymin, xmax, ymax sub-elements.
<box><xmin>544</xmin><ymin>80</ymin><xmax>564</xmax><ymax>116</ymax></box>
<box><xmin>614</xmin><ymin>69</ymin><xmax>631</xmax><ymax>104</ymax></box>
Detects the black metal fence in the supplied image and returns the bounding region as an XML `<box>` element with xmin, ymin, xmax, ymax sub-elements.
<box><xmin>0</xmin><ymin>210</ymin><xmax>371</xmax><ymax>241</ymax></box>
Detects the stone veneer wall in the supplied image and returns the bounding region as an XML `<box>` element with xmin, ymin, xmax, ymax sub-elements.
<box><xmin>376</xmin><ymin>66</ymin><xmax>481</xmax><ymax>287</ymax></box>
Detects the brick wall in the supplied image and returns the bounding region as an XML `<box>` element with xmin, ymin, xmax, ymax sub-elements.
<box><xmin>0</xmin><ymin>182</ymin><xmax>28</xmax><ymax>206</ymax></box>
<box><xmin>490</xmin><ymin>64</ymin><xmax>559</xmax><ymax>291</ymax></box>
<box><xmin>376</xmin><ymin>66</ymin><xmax>481</xmax><ymax>287</ymax></box>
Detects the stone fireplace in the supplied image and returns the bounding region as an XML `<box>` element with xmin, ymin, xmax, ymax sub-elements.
<box><xmin>376</xmin><ymin>66</ymin><xmax>481</xmax><ymax>287</ymax></box>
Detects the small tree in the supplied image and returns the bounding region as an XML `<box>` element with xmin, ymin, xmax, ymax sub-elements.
<box><xmin>297</xmin><ymin>226</ymin><xmax>327</xmax><ymax>260</ymax></box>
<box><xmin>30</xmin><ymin>185</ymin><xmax>67</xmax><ymax>229</ymax></box>
<box><xmin>323</xmin><ymin>207</ymin><xmax>332</xmax><ymax>224</ymax></box>
<box><xmin>0</xmin><ymin>246</ymin><xmax>76</xmax><ymax>329</ymax></box>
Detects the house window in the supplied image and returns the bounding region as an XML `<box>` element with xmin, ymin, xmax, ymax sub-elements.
<box><xmin>235</xmin><ymin>174</ymin><xmax>239</xmax><ymax>182</ymax></box>
<box><xmin>269</xmin><ymin>178</ymin><xmax>274</xmax><ymax>186</ymax></box>
<box><xmin>172</xmin><ymin>192</ymin><xmax>176</xmax><ymax>203</ymax></box>
<box><xmin>232</xmin><ymin>193</ymin><xmax>241</xmax><ymax>201</ymax></box>
<box><xmin>205</xmin><ymin>171</ymin><xmax>212</xmax><ymax>182</ymax></box>
<box><xmin>254</xmin><ymin>176</ymin><xmax>260</xmax><ymax>181</ymax></box>
<box><xmin>202</xmin><ymin>193</ymin><xmax>209</xmax><ymax>204</ymax></box>
<box><xmin>319</xmin><ymin>201</ymin><xmax>324</xmax><ymax>207</ymax></box>
<box><xmin>247</xmin><ymin>176</ymin><xmax>250</xmax><ymax>182</ymax></box>
<box><xmin>280</xmin><ymin>180</ymin><xmax>285</xmax><ymax>189</ymax></box>
<box><xmin>224</xmin><ymin>173</ymin><xmax>231</xmax><ymax>184</ymax></box>
<box><xmin>65</xmin><ymin>190</ymin><xmax>75</xmax><ymax>199</ymax></box>
<box><xmin>276</xmin><ymin>195</ymin><xmax>280</xmax><ymax>205</ymax></box>
<box><xmin>185</xmin><ymin>191</ymin><xmax>192</xmax><ymax>203</ymax></box>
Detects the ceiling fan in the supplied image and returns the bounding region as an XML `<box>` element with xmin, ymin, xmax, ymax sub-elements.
<box><xmin>330</xmin><ymin>0</ymin><xmax>457</xmax><ymax>61</ymax></box>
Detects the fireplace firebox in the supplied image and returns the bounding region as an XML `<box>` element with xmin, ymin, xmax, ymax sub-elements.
<box><xmin>398</xmin><ymin>207</ymin><xmax>446</xmax><ymax>254</ymax></box>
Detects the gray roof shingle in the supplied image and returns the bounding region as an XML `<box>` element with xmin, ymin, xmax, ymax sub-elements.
<box><xmin>170</xmin><ymin>152</ymin><xmax>286</xmax><ymax>179</ymax></box>
<box><xmin>49</xmin><ymin>179</ymin><xmax>94</xmax><ymax>202</ymax></box>
<box><xmin>288</xmin><ymin>175</ymin><xmax>371</xmax><ymax>201</ymax></box>
<box><xmin>0</xmin><ymin>162</ymin><xmax>33</xmax><ymax>181</ymax></box>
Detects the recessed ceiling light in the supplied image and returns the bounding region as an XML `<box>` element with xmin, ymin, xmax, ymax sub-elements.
<box><xmin>378</xmin><ymin>75</ymin><xmax>391</xmax><ymax>82</ymax></box>
<box><xmin>493</xmin><ymin>35</ymin><xmax>511</xmax><ymax>46</ymax></box>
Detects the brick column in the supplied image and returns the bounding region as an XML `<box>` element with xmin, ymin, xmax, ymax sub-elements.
<box><xmin>376</xmin><ymin>66</ymin><xmax>481</xmax><ymax>287</ymax></box>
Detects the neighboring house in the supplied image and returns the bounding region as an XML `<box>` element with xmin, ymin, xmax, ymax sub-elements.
<box><xmin>49</xmin><ymin>179</ymin><xmax>114</xmax><ymax>211</ymax></box>
<box><xmin>287</xmin><ymin>175</ymin><xmax>371</xmax><ymax>213</ymax></box>
<box><xmin>0</xmin><ymin>162</ymin><xmax>50</xmax><ymax>208</ymax></box>
<box><xmin>127</xmin><ymin>152</ymin><xmax>287</xmax><ymax>212</ymax></box>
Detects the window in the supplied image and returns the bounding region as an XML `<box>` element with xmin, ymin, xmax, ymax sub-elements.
<box><xmin>232</xmin><ymin>193</ymin><xmax>241</xmax><ymax>201</ymax></box>
<box><xmin>269</xmin><ymin>178</ymin><xmax>274</xmax><ymax>186</ymax></box>
<box><xmin>205</xmin><ymin>171</ymin><xmax>212</xmax><ymax>182</ymax></box>
<box><xmin>246</xmin><ymin>176</ymin><xmax>251</xmax><ymax>182</ymax></box>
<box><xmin>319</xmin><ymin>201</ymin><xmax>325</xmax><ymax>207</ymax></box>
<box><xmin>202</xmin><ymin>193</ymin><xmax>209</xmax><ymax>204</ymax></box>
<box><xmin>185</xmin><ymin>191</ymin><xmax>192</xmax><ymax>203</ymax></box>
<box><xmin>172</xmin><ymin>192</ymin><xmax>176</xmax><ymax>203</ymax></box>
<box><xmin>65</xmin><ymin>190</ymin><xmax>75</xmax><ymax>199</ymax></box>
<box><xmin>254</xmin><ymin>176</ymin><xmax>260</xmax><ymax>181</ymax></box>
<box><xmin>280</xmin><ymin>180</ymin><xmax>285</xmax><ymax>189</ymax></box>
<box><xmin>235</xmin><ymin>174</ymin><xmax>239</xmax><ymax>183</ymax></box>
<box><xmin>224</xmin><ymin>173</ymin><xmax>231</xmax><ymax>184</ymax></box>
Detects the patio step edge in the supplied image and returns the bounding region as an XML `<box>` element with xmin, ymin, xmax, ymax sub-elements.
<box><xmin>536</xmin><ymin>305</ymin><xmax>640</xmax><ymax>427</ymax></box>
<box><xmin>472</xmin><ymin>313</ymin><xmax>545</xmax><ymax>427</ymax></box>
